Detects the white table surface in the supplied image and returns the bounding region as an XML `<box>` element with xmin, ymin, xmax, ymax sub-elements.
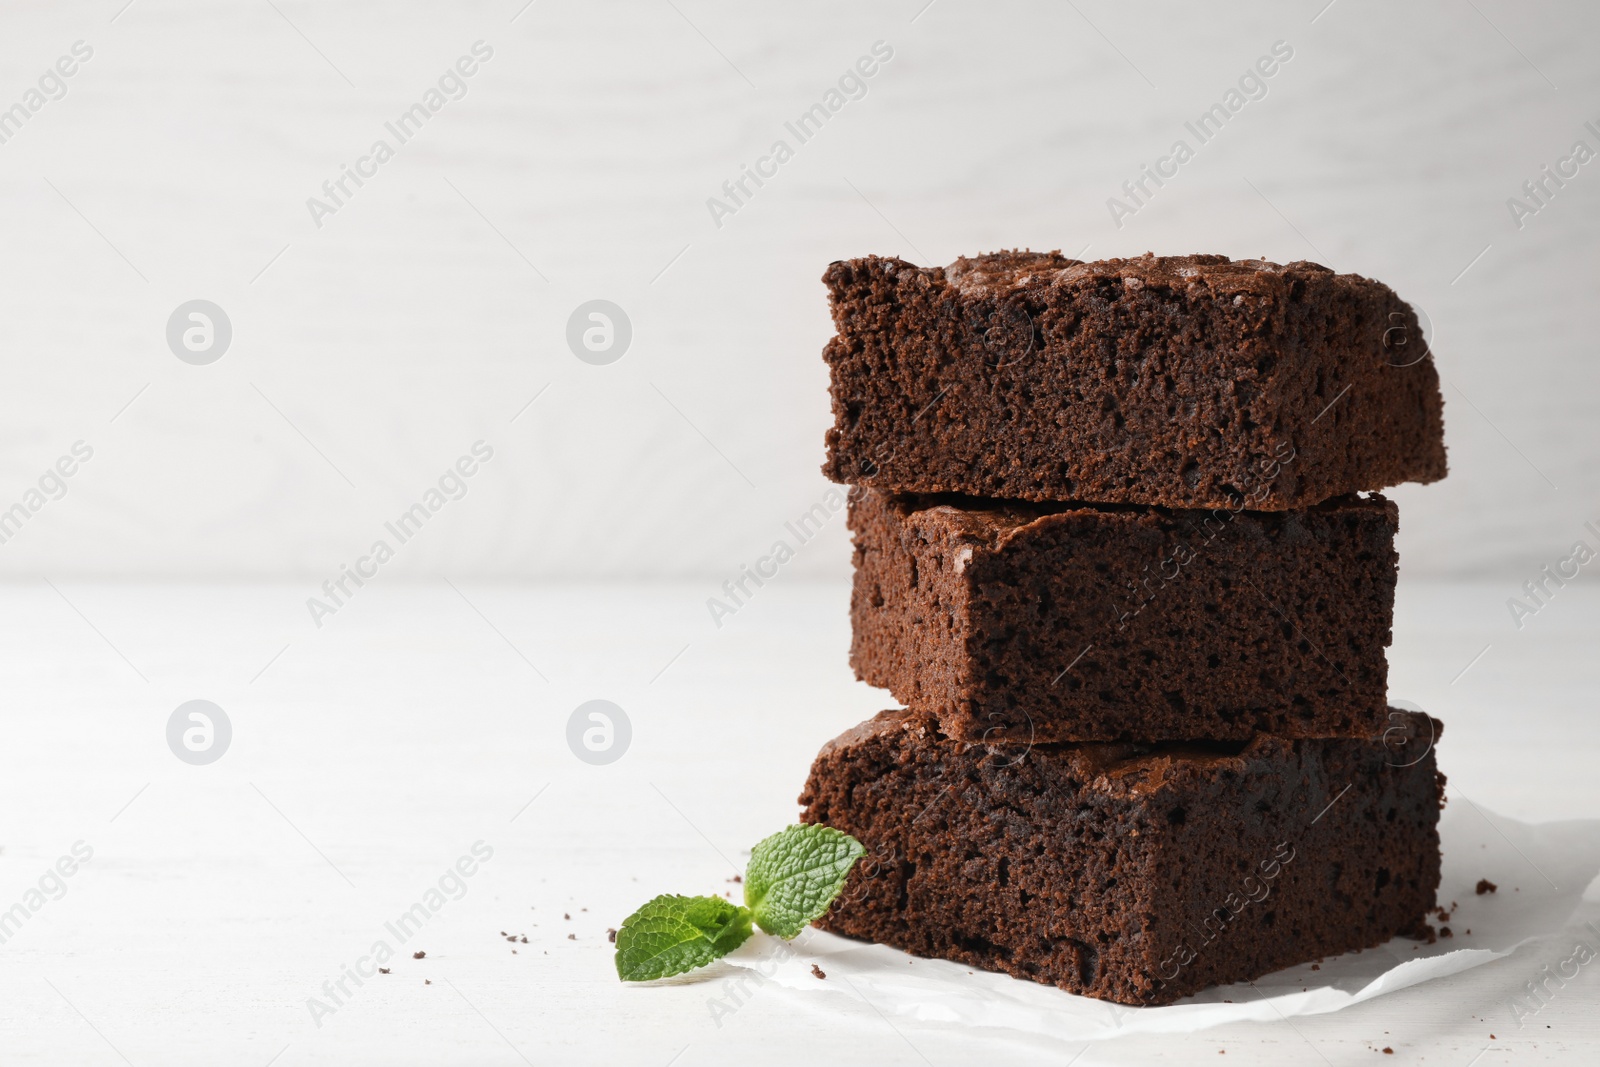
<box><xmin>0</xmin><ymin>576</ymin><xmax>1597</xmax><ymax>1065</ymax></box>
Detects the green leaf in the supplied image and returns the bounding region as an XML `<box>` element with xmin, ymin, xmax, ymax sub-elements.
<box><xmin>745</xmin><ymin>824</ymin><xmax>867</xmax><ymax>939</ymax></box>
<box><xmin>614</xmin><ymin>894</ymin><xmax>754</xmax><ymax>981</ymax></box>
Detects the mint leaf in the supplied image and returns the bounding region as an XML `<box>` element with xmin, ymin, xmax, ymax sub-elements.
<box><xmin>614</xmin><ymin>894</ymin><xmax>753</xmax><ymax>981</ymax></box>
<box><xmin>745</xmin><ymin>824</ymin><xmax>866</xmax><ymax>939</ymax></box>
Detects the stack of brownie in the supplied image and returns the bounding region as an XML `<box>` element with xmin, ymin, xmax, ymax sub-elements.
<box><xmin>799</xmin><ymin>251</ymin><xmax>1450</xmax><ymax>1005</ymax></box>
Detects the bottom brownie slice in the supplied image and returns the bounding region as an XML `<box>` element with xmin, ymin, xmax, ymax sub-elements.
<box><xmin>799</xmin><ymin>708</ymin><xmax>1444</xmax><ymax>1005</ymax></box>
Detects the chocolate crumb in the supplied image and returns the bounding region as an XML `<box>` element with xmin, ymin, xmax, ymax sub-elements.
<box><xmin>378</xmin><ymin>968</ymin><xmax>390</xmax><ymax>975</ymax></box>
<box><xmin>1311</xmin><ymin>964</ymin><xmax>1320</xmax><ymax>971</ymax></box>
<box><xmin>563</xmin><ymin>913</ymin><xmax>570</xmax><ymax>920</ymax></box>
<box><xmin>413</xmin><ymin>951</ymin><xmax>426</xmax><ymax>959</ymax></box>
<box><xmin>425</xmin><ymin>979</ymin><xmax>431</xmax><ymax>985</ymax></box>
<box><xmin>824</xmin><ymin>252</ymin><xmax>1446</xmax><ymax>512</ymax></box>
<box><xmin>567</xmin><ymin>933</ymin><xmax>576</xmax><ymax>940</ymax></box>
<box><xmin>607</xmin><ymin>929</ymin><xmax>617</xmax><ymax>943</ymax></box>
<box><xmin>846</xmin><ymin>482</ymin><xmax>1407</xmax><ymax>742</ymax></box>
<box><xmin>1440</xmin><ymin>926</ymin><xmax>1452</xmax><ymax>938</ymax></box>
<box><xmin>1382</xmin><ymin>1048</ymin><xmax>1393</xmax><ymax>1055</ymax></box>
<box><xmin>810</xmin><ymin>964</ymin><xmax>826</xmax><ymax>980</ymax></box>
<box><xmin>1476</xmin><ymin>879</ymin><xmax>1497</xmax><ymax>895</ymax></box>
<box><xmin>729</xmin><ymin>875</ymin><xmax>743</xmax><ymax>883</ymax></box>
<box><xmin>802</xmin><ymin>696</ymin><xmax>1442</xmax><ymax>1000</ymax></box>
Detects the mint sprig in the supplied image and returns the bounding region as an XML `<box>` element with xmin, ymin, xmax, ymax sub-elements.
<box><xmin>614</xmin><ymin>894</ymin><xmax>753</xmax><ymax>982</ymax></box>
<box><xmin>746</xmin><ymin>824</ymin><xmax>866</xmax><ymax>939</ymax></box>
<box><xmin>615</xmin><ymin>824</ymin><xmax>864</xmax><ymax>982</ymax></box>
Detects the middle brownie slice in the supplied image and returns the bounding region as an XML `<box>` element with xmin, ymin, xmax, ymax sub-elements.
<box><xmin>849</xmin><ymin>487</ymin><xmax>1396</xmax><ymax>743</ymax></box>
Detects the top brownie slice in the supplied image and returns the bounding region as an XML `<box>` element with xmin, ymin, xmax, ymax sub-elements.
<box><xmin>822</xmin><ymin>251</ymin><xmax>1446</xmax><ymax>509</ymax></box>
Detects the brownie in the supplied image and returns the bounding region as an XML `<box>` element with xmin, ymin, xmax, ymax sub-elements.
<box><xmin>849</xmin><ymin>486</ymin><xmax>1397</xmax><ymax>743</ymax></box>
<box><xmin>822</xmin><ymin>251</ymin><xmax>1446</xmax><ymax>509</ymax></box>
<box><xmin>800</xmin><ymin>707</ymin><xmax>1444</xmax><ymax>1005</ymax></box>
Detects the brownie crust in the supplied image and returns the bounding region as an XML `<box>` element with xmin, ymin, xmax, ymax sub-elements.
<box><xmin>800</xmin><ymin>708</ymin><xmax>1444</xmax><ymax>1005</ymax></box>
<box><xmin>849</xmin><ymin>487</ymin><xmax>1397</xmax><ymax>744</ymax></box>
<box><xmin>822</xmin><ymin>251</ymin><xmax>1446</xmax><ymax>509</ymax></box>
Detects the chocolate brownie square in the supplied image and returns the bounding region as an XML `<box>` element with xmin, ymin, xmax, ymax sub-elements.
<box><xmin>800</xmin><ymin>708</ymin><xmax>1444</xmax><ymax>1005</ymax></box>
<box><xmin>822</xmin><ymin>251</ymin><xmax>1446</xmax><ymax>509</ymax></box>
<box><xmin>849</xmin><ymin>487</ymin><xmax>1397</xmax><ymax>744</ymax></box>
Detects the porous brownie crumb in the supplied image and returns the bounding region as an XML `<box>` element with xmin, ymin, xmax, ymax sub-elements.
<box><xmin>822</xmin><ymin>252</ymin><xmax>1446</xmax><ymax>509</ymax></box>
<box><xmin>801</xmin><ymin>708</ymin><xmax>1444</xmax><ymax>1005</ymax></box>
<box><xmin>849</xmin><ymin>487</ymin><xmax>1398</xmax><ymax>742</ymax></box>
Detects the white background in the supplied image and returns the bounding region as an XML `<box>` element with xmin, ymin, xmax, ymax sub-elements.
<box><xmin>1</xmin><ymin>2</ymin><xmax>1598</xmax><ymax>1065</ymax></box>
<box><xmin>0</xmin><ymin>0</ymin><xmax>1596</xmax><ymax>582</ymax></box>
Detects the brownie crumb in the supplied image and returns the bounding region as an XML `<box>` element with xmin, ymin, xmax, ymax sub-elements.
<box><xmin>378</xmin><ymin>968</ymin><xmax>390</xmax><ymax>975</ymax></box>
<box><xmin>424</xmin><ymin>979</ymin><xmax>431</xmax><ymax>985</ymax></box>
<box><xmin>1476</xmin><ymin>879</ymin><xmax>1498</xmax><ymax>895</ymax></box>
<box><xmin>1311</xmin><ymin>964</ymin><xmax>1320</xmax><ymax>971</ymax></box>
<box><xmin>729</xmin><ymin>874</ymin><xmax>743</xmax><ymax>883</ymax></box>
<box><xmin>413</xmin><ymin>951</ymin><xmax>426</xmax><ymax>959</ymax></box>
<box><xmin>1383</xmin><ymin>1048</ymin><xmax>1393</xmax><ymax>1055</ymax></box>
<box><xmin>521</xmin><ymin>936</ymin><xmax>528</xmax><ymax>943</ymax></box>
<box><xmin>607</xmin><ymin>928</ymin><xmax>618</xmax><ymax>943</ymax></box>
<box><xmin>821</xmin><ymin>252</ymin><xmax>1447</xmax><ymax>510</ymax></box>
<box><xmin>801</xmin><ymin>707</ymin><xmax>1445</xmax><ymax>1004</ymax></box>
<box><xmin>811</xmin><ymin>964</ymin><xmax>826</xmax><ymax>980</ymax></box>
<box><xmin>848</xmin><ymin>488</ymin><xmax>1400</xmax><ymax>744</ymax></box>
<box><xmin>567</xmin><ymin>933</ymin><xmax>576</xmax><ymax>941</ymax></box>
<box><xmin>1440</xmin><ymin>926</ymin><xmax>1453</xmax><ymax>938</ymax></box>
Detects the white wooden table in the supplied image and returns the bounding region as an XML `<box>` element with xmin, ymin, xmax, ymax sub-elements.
<box><xmin>0</xmin><ymin>578</ymin><xmax>1595</xmax><ymax>1064</ymax></box>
